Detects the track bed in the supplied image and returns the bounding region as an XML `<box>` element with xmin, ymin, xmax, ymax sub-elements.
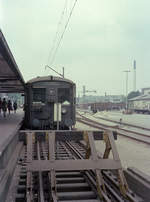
<box><xmin>5</xmin><ymin>130</ymin><xmax>143</xmax><ymax>202</ymax></box>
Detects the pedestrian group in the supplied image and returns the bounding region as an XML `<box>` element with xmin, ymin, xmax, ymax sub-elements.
<box><xmin>0</xmin><ymin>98</ymin><xmax>18</xmax><ymax>118</ymax></box>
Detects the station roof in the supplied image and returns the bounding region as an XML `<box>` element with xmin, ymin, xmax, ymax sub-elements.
<box><xmin>0</xmin><ymin>30</ymin><xmax>25</xmax><ymax>93</ymax></box>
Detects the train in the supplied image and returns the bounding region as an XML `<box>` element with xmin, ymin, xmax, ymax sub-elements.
<box><xmin>24</xmin><ymin>75</ymin><xmax>76</xmax><ymax>129</ymax></box>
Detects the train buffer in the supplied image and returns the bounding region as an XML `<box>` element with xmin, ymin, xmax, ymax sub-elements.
<box><xmin>19</xmin><ymin>129</ymin><xmax>139</xmax><ymax>201</ymax></box>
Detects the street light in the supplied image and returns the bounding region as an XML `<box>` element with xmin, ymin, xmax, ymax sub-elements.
<box><xmin>123</xmin><ymin>70</ymin><xmax>130</xmax><ymax>110</ymax></box>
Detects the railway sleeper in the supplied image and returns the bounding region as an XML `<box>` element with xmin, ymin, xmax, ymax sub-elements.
<box><xmin>57</xmin><ymin>191</ymin><xmax>98</xmax><ymax>201</ymax></box>
<box><xmin>55</xmin><ymin>171</ymin><xmax>98</xmax><ymax>201</ymax></box>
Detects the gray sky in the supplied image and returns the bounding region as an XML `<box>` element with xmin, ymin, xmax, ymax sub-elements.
<box><xmin>1</xmin><ymin>0</ymin><xmax>150</xmax><ymax>96</ymax></box>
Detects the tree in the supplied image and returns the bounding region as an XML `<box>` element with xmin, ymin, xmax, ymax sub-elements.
<box><xmin>127</xmin><ymin>91</ymin><xmax>140</xmax><ymax>100</ymax></box>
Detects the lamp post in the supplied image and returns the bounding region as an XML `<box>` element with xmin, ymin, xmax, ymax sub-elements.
<box><xmin>123</xmin><ymin>70</ymin><xmax>130</xmax><ymax>110</ymax></box>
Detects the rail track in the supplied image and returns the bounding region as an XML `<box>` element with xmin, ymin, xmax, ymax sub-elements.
<box><xmin>76</xmin><ymin>113</ymin><xmax>150</xmax><ymax>145</ymax></box>
<box><xmin>5</xmin><ymin>131</ymin><xmax>141</xmax><ymax>202</ymax></box>
<box><xmin>92</xmin><ymin>114</ymin><xmax>150</xmax><ymax>131</ymax></box>
<box><xmin>77</xmin><ymin>110</ymin><xmax>150</xmax><ymax>130</ymax></box>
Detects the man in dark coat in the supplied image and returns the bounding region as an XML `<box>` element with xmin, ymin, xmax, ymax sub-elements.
<box><xmin>2</xmin><ymin>98</ymin><xmax>7</xmax><ymax>117</ymax></box>
<box><xmin>7</xmin><ymin>100</ymin><xmax>12</xmax><ymax>115</ymax></box>
<box><xmin>13</xmin><ymin>101</ymin><xmax>17</xmax><ymax>113</ymax></box>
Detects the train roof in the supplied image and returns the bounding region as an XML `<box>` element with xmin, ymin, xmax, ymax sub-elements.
<box><xmin>26</xmin><ymin>76</ymin><xmax>75</xmax><ymax>85</ymax></box>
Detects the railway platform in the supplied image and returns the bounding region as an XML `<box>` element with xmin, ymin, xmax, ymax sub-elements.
<box><xmin>0</xmin><ymin>109</ymin><xmax>24</xmax><ymax>201</ymax></box>
<box><xmin>0</xmin><ymin>109</ymin><xmax>24</xmax><ymax>168</ymax></box>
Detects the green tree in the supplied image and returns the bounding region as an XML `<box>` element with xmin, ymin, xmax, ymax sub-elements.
<box><xmin>127</xmin><ymin>91</ymin><xmax>140</xmax><ymax>99</ymax></box>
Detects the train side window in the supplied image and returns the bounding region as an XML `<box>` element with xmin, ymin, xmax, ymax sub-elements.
<box><xmin>33</xmin><ymin>88</ymin><xmax>46</xmax><ymax>103</ymax></box>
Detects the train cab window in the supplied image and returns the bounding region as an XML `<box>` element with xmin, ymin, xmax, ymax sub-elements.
<box><xmin>33</xmin><ymin>88</ymin><xmax>46</xmax><ymax>103</ymax></box>
<box><xmin>58</xmin><ymin>88</ymin><xmax>70</xmax><ymax>103</ymax></box>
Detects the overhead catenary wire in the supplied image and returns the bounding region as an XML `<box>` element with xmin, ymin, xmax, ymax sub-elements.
<box><xmin>47</xmin><ymin>0</ymin><xmax>68</xmax><ymax>64</ymax></box>
<box><xmin>49</xmin><ymin>0</ymin><xmax>78</xmax><ymax>65</ymax></box>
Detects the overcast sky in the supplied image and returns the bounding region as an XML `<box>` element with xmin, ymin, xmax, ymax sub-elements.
<box><xmin>0</xmin><ymin>0</ymin><xmax>150</xmax><ymax>96</ymax></box>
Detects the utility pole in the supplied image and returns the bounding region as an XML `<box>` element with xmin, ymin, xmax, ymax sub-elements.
<box><xmin>62</xmin><ymin>67</ymin><xmax>64</xmax><ymax>78</ymax></box>
<box><xmin>83</xmin><ymin>86</ymin><xmax>86</xmax><ymax>104</ymax></box>
<box><xmin>82</xmin><ymin>85</ymin><xmax>97</xmax><ymax>104</ymax></box>
<box><xmin>133</xmin><ymin>60</ymin><xmax>136</xmax><ymax>91</ymax></box>
<box><xmin>123</xmin><ymin>70</ymin><xmax>130</xmax><ymax>110</ymax></box>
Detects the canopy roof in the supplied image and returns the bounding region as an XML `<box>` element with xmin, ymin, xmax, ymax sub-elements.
<box><xmin>0</xmin><ymin>30</ymin><xmax>25</xmax><ymax>93</ymax></box>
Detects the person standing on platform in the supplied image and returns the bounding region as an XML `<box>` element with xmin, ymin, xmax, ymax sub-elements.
<box><xmin>7</xmin><ymin>100</ymin><xmax>12</xmax><ymax>115</ymax></box>
<box><xmin>2</xmin><ymin>98</ymin><xmax>7</xmax><ymax>117</ymax></box>
<box><xmin>13</xmin><ymin>101</ymin><xmax>17</xmax><ymax>113</ymax></box>
<box><xmin>0</xmin><ymin>98</ymin><xmax>2</xmax><ymax>114</ymax></box>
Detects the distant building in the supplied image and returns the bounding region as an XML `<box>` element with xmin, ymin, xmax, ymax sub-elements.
<box><xmin>128</xmin><ymin>94</ymin><xmax>150</xmax><ymax>113</ymax></box>
<box><xmin>77</xmin><ymin>102</ymin><xmax>125</xmax><ymax>111</ymax></box>
<box><xmin>104</xmin><ymin>95</ymin><xmax>125</xmax><ymax>103</ymax></box>
<box><xmin>78</xmin><ymin>95</ymin><xmax>125</xmax><ymax>104</ymax></box>
<box><xmin>141</xmin><ymin>87</ymin><xmax>150</xmax><ymax>95</ymax></box>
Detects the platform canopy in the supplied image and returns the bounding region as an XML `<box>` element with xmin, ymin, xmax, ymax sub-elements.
<box><xmin>0</xmin><ymin>30</ymin><xmax>25</xmax><ymax>93</ymax></box>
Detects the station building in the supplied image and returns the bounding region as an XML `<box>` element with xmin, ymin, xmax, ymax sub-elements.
<box><xmin>129</xmin><ymin>87</ymin><xmax>150</xmax><ymax>113</ymax></box>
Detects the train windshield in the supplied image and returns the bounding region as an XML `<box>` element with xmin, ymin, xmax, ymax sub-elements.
<box><xmin>33</xmin><ymin>88</ymin><xmax>46</xmax><ymax>103</ymax></box>
<box><xmin>58</xmin><ymin>88</ymin><xmax>70</xmax><ymax>103</ymax></box>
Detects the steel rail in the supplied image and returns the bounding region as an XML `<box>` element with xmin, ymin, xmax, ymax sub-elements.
<box><xmin>37</xmin><ymin>141</ymin><xmax>45</xmax><ymax>202</ymax></box>
<box><xmin>93</xmin><ymin>114</ymin><xmax>150</xmax><ymax>131</ymax></box>
<box><xmin>77</xmin><ymin>116</ymin><xmax>150</xmax><ymax>145</ymax></box>
<box><xmin>26</xmin><ymin>133</ymin><xmax>33</xmax><ymax>202</ymax></box>
<box><xmin>77</xmin><ymin>111</ymin><xmax>150</xmax><ymax>138</ymax></box>
<box><xmin>76</xmin><ymin>111</ymin><xmax>150</xmax><ymax>131</ymax></box>
<box><xmin>81</xmin><ymin>113</ymin><xmax>150</xmax><ymax>139</ymax></box>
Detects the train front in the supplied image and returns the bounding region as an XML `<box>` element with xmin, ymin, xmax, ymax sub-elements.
<box><xmin>24</xmin><ymin>76</ymin><xmax>76</xmax><ymax>129</ymax></box>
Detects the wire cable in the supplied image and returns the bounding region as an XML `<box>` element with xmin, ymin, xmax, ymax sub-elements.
<box><xmin>47</xmin><ymin>0</ymin><xmax>68</xmax><ymax>64</ymax></box>
<box><xmin>50</xmin><ymin>0</ymin><xmax>78</xmax><ymax>65</ymax></box>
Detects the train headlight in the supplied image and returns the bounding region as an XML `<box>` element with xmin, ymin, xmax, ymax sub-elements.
<box><xmin>62</xmin><ymin>107</ymin><xmax>67</xmax><ymax>114</ymax></box>
<box><xmin>32</xmin><ymin>118</ymin><xmax>40</xmax><ymax>128</ymax></box>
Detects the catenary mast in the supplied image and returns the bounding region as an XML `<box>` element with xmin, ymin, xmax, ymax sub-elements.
<box><xmin>133</xmin><ymin>60</ymin><xmax>136</xmax><ymax>91</ymax></box>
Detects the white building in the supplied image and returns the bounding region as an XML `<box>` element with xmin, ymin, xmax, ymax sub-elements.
<box><xmin>141</xmin><ymin>87</ymin><xmax>150</xmax><ymax>95</ymax></box>
<box><xmin>129</xmin><ymin>94</ymin><xmax>150</xmax><ymax>113</ymax></box>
